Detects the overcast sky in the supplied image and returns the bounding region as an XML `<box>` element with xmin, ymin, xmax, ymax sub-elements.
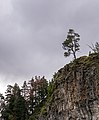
<box><xmin>0</xmin><ymin>0</ymin><xmax>98</xmax><ymax>94</ymax></box>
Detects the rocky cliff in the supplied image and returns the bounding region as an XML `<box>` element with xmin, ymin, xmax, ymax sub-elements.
<box><xmin>39</xmin><ymin>53</ymin><xmax>99</xmax><ymax>120</ymax></box>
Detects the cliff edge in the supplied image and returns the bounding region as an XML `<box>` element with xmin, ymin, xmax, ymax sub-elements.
<box><xmin>40</xmin><ymin>53</ymin><xmax>99</xmax><ymax>120</ymax></box>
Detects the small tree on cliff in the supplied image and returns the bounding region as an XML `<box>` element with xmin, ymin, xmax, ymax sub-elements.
<box><xmin>62</xmin><ymin>29</ymin><xmax>80</xmax><ymax>59</ymax></box>
<box><xmin>89</xmin><ymin>42</ymin><xmax>99</xmax><ymax>54</ymax></box>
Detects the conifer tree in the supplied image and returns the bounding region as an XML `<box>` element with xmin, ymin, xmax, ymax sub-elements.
<box><xmin>2</xmin><ymin>84</ymin><xmax>28</xmax><ymax>120</ymax></box>
<box><xmin>62</xmin><ymin>29</ymin><xmax>80</xmax><ymax>59</ymax></box>
<box><xmin>0</xmin><ymin>93</ymin><xmax>4</xmax><ymax>119</ymax></box>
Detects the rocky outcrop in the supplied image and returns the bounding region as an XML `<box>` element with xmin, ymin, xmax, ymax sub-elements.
<box><xmin>39</xmin><ymin>54</ymin><xmax>99</xmax><ymax>120</ymax></box>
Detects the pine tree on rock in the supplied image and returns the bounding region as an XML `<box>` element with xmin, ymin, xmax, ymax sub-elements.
<box><xmin>62</xmin><ymin>29</ymin><xmax>80</xmax><ymax>59</ymax></box>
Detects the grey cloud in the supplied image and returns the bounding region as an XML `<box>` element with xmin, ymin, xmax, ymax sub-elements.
<box><xmin>0</xmin><ymin>0</ymin><xmax>99</xmax><ymax>93</ymax></box>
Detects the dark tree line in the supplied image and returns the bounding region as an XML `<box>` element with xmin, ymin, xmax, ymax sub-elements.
<box><xmin>0</xmin><ymin>76</ymin><xmax>48</xmax><ymax>120</ymax></box>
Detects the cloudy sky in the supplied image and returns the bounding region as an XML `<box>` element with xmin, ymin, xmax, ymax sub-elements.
<box><xmin>0</xmin><ymin>0</ymin><xmax>98</xmax><ymax>94</ymax></box>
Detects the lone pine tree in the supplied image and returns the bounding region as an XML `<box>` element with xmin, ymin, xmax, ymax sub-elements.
<box><xmin>62</xmin><ymin>29</ymin><xmax>80</xmax><ymax>59</ymax></box>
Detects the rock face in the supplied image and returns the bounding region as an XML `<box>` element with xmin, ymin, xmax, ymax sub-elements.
<box><xmin>39</xmin><ymin>54</ymin><xmax>99</xmax><ymax>120</ymax></box>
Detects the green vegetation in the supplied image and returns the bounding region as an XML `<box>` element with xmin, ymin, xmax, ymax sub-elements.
<box><xmin>40</xmin><ymin>106</ymin><xmax>47</xmax><ymax>116</ymax></box>
<box><xmin>1</xmin><ymin>76</ymin><xmax>48</xmax><ymax>120</ymax></box>
<box><xmin>2</xmin><ymin>84</ymin><xmax>28</xmax><ymax>120</ymax></box>
<box><xmin>62</xmin><ymin>29</ymin><xmax>80</xmax><ymax>59</ymax></box>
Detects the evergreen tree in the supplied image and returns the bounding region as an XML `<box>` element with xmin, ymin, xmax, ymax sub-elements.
<box><xmin>21</xmin><ymin>81</ymin><xmax>30</xmax><ymax>100</ymax></box>
<box><xmin>62</xmin><ymin>29</ymin><xmax>80</xmax><ymax>59</ymax></box>
<box><xmin>27</xmin><ymin>78</ymin><xmax>36</xmax><ymax>115</ymax></box>
<box><xmin>5</xmin><ymin>85</ymin><xmax>13</xmax><ymax>104</ymax></box>
<box><xmin>38</xmin><ymin>76</ymin><xmax>48</xmax><ymax>101</ymax></box>
<box><xmin>27</xmin><ymin>76</ymin><xmax>48</xmax><ymax>115</ymax></box>
<box><xmin>2</xmin><ymin>84</ymin><xmax>28</xmax><ymax>120</ymax></box>
<box><xmin>2</xmin><ymin>76</ymin><xmax>48</xmax><ymax>119</ymax></box>
<box><xmin>0</xmin><ymin>93</ymin><xmax>5</xmax><ymax>119</ymax></box>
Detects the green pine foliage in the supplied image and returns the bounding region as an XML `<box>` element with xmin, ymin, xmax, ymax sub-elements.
<box><xmin>2</xmin><ymin>84</ymin><xmax>28</xmax><ymax>120</ymax></box>
<box><xmin>62</xmin><ymin>29</ymin><xmax>80</xmax><ymax>59</ymax></box>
